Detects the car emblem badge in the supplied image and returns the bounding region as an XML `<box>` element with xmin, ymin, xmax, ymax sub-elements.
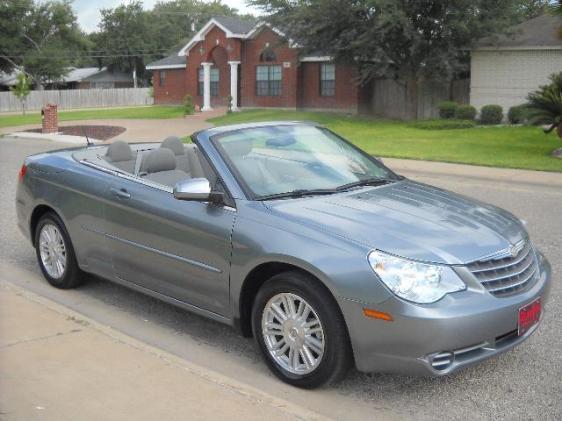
<box><xmin>509</xmin><ymin>240</ymin><xmax>525</xmax><ymax>258</ymax></box>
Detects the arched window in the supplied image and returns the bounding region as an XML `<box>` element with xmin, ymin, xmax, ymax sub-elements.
<box><xmin>259</xmin><ymin>48</ymin><xmax>277</xmax><ymax>62</ymax></box>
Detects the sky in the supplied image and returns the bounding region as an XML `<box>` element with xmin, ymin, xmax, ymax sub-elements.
<box><xmin>71</xmin><ymin>0</ymin><xmax>261</xmax><ymax>33</ymax></box>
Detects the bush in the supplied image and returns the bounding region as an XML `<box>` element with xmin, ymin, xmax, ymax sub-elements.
<box><xmin>455</xmin><ymin>104</ymin><xmax>477</xmax><ymax>121</ymax></box>
<box><xmin>438</xmin><ymin>101</ymin><xmax>458</xmax><ymax>119</ymax></box>
<box><xmin>409</xmin><ymin>119</ymin><xmax>476</xmax><ymax>130</ymax></box>
<box><xmin>507</xmin><ymin>104</ymin><xmax>529</xmax><ymax>124</ymax></box>
<box><xmin>183</xmin><ymin>94</ymin><xmax>195</xmax><ymax>115</ymax></box>
<box><xmin>480</xmin><ymin>104</ymin><xmax>503</xmax><ymax>125</ymax></box>
<box><xmin>225</xmin><ymin>95</ymin><xmax>233</xmax><ymax>114</ymax></box>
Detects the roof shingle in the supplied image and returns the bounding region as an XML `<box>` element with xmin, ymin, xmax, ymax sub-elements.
<box><xmin>476</xmin><ymin>14</ymin><xmax>562</xmax><ymax>49</ymax></box>
<box><xmin>146</xmin><ymin>54</ymin><xmax>186</xmax><ymax>69</ymax></box>
<box><xmin>213</xmin><ymin>15</ymin><xmax>256</xmax><ymax>35</ymax></box>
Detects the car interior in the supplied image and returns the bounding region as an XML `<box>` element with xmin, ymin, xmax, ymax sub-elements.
<box><xmin>73</xmin><ymin>137</ymin><xmax>213</xmax><ymax>190</ymax></box>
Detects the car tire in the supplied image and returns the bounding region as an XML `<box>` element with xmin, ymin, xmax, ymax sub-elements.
<box><xmin>252</xmin><ymin>271</ymin><xmax>352</xmax><ymax>388</ymax></box>
<box><xmin>34</xmin><ymin>212</ymin><xmax>85</xmax><ymax>289</ymax></box>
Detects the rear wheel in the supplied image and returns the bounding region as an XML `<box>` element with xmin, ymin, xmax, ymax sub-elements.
<box><xmin>34</xmin><ymin>212</ymin><xmax>85</xmax><ymax>289</ymax></box>
<box><xmin>252</xmin><ymin>271</ymin><xmax>352</xmax><ymax>388</ymax></box>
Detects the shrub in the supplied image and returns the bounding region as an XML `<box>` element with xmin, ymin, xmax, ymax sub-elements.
<box><xmin>409</xmin><ymin>119</ymin><xmax>476</xmax><ymax>130</ymax></box>
<box><xmin>183</xmin><ymin>94</ymin><xmax>195</xmax><ymax>115</ymax></box>
<box><xmin>225</xmin><ymin>95</ymin><xmax>233</xmax><ymax>114</ymax></box>
<box><xmin>480</xmin><ymin>104</ymin><xmax>503</xmax><ymax>125</ymax></box>
<box><xmin>438</xmin><ymin>101</ymin><xmax>458</xmax><ymax>119</ymax></box>
<box><xmin>507</xmin><ymin>105</ymin><xmax>529</xmax><ymax>124</ymax></box>
<box><xmin>455</xmin><ymin>104</ymin><xmax>477</xmax><ymax>121</ymax></box>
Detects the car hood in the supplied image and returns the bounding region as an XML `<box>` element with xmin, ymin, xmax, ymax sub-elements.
<box><xmin>265</xmin><ymin>180</ymin><xmax>526</xmax><ymax>265</ymax></box>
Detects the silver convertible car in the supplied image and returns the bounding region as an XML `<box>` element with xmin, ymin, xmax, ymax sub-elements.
<box><xmin>16</xmin><ymin>122</ymin><xmax>551</xmax><ymax>388</ymax></box>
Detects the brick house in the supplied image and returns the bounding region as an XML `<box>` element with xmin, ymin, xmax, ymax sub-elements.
<box><xmin>146</xmin><ymin>16</ymin><xmax>369</xmax><ymax>113</ymax></box>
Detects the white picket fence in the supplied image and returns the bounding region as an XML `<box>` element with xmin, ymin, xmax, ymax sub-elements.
<box><xmin>0</xmin><ymin>88</ymin><xmax>153</xmax><ymax>112</ymax></box>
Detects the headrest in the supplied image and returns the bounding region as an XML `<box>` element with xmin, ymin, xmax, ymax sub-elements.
<box><xmin>106</xmin><ymin>140</ymin><xmax>133</xmax><ymax>162</ymax></box>
<box><xmin>141</xmin><ymin>148</ymin><xmax>176</xmax><ymax>173</ymax></box>
<box><xmin>222</xmin><ymin>139</ymin><xmax>252</xmax><ymax>157</ymax></box>
<box><xmin>160</xmin><ymin>136</ymin><xmax>185</xmax><ymax>156</ymax></box>
<box><xmin>266</xmin><ymin>135</ymin><xmax>296</xmax><ymax>147</ymax></box>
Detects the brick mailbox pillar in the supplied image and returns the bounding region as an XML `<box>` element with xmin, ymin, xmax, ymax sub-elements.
<box><xmin>41</xmin><ymin>103</ymin><xmax>58</xmax><ymax>134</ymax></box>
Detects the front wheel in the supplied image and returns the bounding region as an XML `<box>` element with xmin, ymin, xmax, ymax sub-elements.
<box><xmin>252</xmin><ymin>271</ymin><xmax>352</xmax><ymax>388</ymax></box>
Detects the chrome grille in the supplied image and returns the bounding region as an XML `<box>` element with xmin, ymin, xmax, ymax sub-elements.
<box><xmin>467</xmin><ymin>240</ymin><xmax>539</xmax><ymax>297</ymax></box>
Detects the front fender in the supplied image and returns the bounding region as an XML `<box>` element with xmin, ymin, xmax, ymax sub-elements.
<box><xmin>229</xmin><ymin>200</ymin><xmax>392</xmax><ymax>319</ymax></box>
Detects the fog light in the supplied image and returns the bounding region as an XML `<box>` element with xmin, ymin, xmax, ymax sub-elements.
<box><xmin>431</xmin><ymin>351</ymin><xmax>454</xmax><ymax>371</ymax></box>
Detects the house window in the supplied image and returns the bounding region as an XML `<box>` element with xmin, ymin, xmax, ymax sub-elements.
<box><xmin>256</xmin><ymin>65</ymin><xmax>282</xmax><ymax>96</ymax></box>
<box><xmin>159</xmin><ymin>71</ymin><xmax>166</xmax><ymax>87</ymax></box>
<box><xmin>198</xmin><ymin>67</ymin><xmax>219</xmax><ymax>96</ymax></box>
<box><xmin>92</xmin><ymin>82</ymin><xmax>114</xmax><ymax>89</ymax></box>
<box><xmin>320</xmin><ymin>64</ymin><xmax>335</xmax><ymax>96</ymax></box>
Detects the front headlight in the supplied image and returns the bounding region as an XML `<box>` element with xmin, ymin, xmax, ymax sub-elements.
<box><xmin>368</xmin><ymin>250</ymin><xmax>466</xmax><ymax>304</ymax></box>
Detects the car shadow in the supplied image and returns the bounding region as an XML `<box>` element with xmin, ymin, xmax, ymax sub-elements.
<box><xmin>78</xmin><ymin>273</ymin><xmax>519</xmax><ymax>398</ymax></box>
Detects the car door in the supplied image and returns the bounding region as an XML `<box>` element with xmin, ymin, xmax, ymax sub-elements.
<box><xmin>104</xmin><ymin>174</ymin><xmax>235</xmax><ymax>317</ymax></box>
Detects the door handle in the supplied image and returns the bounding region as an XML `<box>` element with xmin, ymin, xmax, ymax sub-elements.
<box><xmin>110</xmin><ymin>187</ymin><xmax>131</xmax><ymax>199</ymax></box>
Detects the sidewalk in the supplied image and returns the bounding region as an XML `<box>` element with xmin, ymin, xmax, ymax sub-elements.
<box><xmin>0</xmin><ymin>280</ymin><xmax>326</xmax><ymax>421</ymax></box>
<box><xmin>384</xmin><ymin>157</ymin><xmax>562</xmax><ymax>188</ymax></box>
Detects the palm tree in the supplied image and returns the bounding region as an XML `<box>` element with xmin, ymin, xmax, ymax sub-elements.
<box><xmin>551</xmin><ymin>0</ymin><xmax>562</xmax><ymax>38</ymax></box>
<box><xmin>526</xmin><ymin>72</ymin><xmax>562</xmax><ymax>139</ymax></box>
<box><xmin>552</xmin><ymin>0</ymin><xmax>562</xmax><ymax>16</ymax></box>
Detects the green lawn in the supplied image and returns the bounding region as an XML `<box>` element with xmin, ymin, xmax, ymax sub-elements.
<box><xmin>0</xmin><ymin>105</ymin><xmax>185</xmax><ymax>129</ymax></box>
<box><xmin>209</xmin><ymin>109</ymin><xmax>562</xmax><ymax>172</ymax></box>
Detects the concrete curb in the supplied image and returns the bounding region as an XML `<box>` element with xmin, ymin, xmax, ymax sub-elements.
<box><xmin>0</xmin><ymin>272</ymin><xmax>329</xmax><ymax>421</ymax></box>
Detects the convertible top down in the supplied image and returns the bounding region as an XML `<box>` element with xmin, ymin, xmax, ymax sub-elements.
<box><xmin>16</xmin><ymin>122</ymin><xmax>551</xmax><ymax>388</ymax></box>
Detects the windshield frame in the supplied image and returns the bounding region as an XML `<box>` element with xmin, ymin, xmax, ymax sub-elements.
<box><xmin>210</xmin><ymin>123</ymin><xmax>402</xmax><ymax>201</ymax></box>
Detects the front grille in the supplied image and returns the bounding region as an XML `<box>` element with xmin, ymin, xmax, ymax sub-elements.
<box><xmin>467</xmin><ymin>239</ymin><xmax>539</xmax><ymax>297</ymax></box>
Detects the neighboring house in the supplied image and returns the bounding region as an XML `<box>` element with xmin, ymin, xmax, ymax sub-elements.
<box><xmin>0</xmin><ymin>67</ymin><xmax>135</xmax><ymax>90</ymax></box>
<box><xmin>470</xmin><ymin>14</ymin><xmax>562</xmax><ymax>111</ymax></box>
<box><xmin>146</xmin><ymin>16</ymin><xmax>370</xmax><ymax>113</ymax></box>
<box><xmin>0</xmin><ymin>70</ymin><xmax>18</xmax><ymax>91</ymax></box>
<box><xmin>47</xmin><ymin>67</ymin><xmax>135</xmax><ymax>89</ymax></box>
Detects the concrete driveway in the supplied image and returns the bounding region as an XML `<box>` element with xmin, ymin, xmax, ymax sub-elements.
<box><xmin>0</xmin><ymin>107</ymin><xmax>225</xmax><ymax>142</ymax></box>
<box><xmin>1</xmin><ymin>136</ymin><xmax>561</xmax><ymax>420</ymax></box>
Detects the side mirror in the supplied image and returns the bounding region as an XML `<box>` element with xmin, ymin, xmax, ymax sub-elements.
<box><xmin>173</xmin><ymin>178</ymin><xmax>224</xmax><ymax>205</ymax></box>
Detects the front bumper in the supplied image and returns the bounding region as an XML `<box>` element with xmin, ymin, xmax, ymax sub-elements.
<box><xmin>339</xmin><ymin>252</ymin><xmax>552</xmax><ymax>376</ymax></box>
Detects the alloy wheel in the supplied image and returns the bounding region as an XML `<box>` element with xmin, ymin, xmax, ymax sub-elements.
<box><xmin>261</xmin><ymin>292</ymin><xmax>325</xmax><ymax>375</ymax></box>
<box><xmin>38</xmin><ymin>223</ymin><xmax>67</xmax><ymax>279</ymax></box>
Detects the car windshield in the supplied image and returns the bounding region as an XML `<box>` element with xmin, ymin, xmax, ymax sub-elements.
<box><xmin>212</xmin><ymin>125</ymin><xmax>398</xmax><ymax>199</ymax></box>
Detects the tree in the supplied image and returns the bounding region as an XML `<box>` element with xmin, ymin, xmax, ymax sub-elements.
<box><xmin>249</xmin><ymin>0</ymin><xmax>552</xmax><ymax>83</ymax></box>
<box><xmin>91</xmin><ymin>1</ymin><xmax>243</xmax><ymax>84</ymax></box>
<box><xmin>550</xmin><ymin>0</ymin><xmax>562</xmax><ymax>39</ymax></box>
<box><xmin>0</xmin><ymin>0</ymin><xmax>87</xmax><ymax>88</ymax></box>
<box><xmin>526</xmin><ymin>72</ymin><xmax>562</xmax><ymax>139</ymax></box>
<box><xmin>552</xmin><ymin>0</ymin><xmax>562</xmax><ymax>16</ymax></box>
<box><xmin>94</xmin><ymin>2</ymin><xmax>154</xmax><ymax>82</ymax></box>
<box><xmin>10</xmin><ymin>71</ymin><xmax>32</xmax><ymax>115</ymax></box>
<box><xmin>517</xmin><ymin>0</ymin><xmax>551</xmax><ymax>19</ymax></box>
<box><xmin>149</xmin><ymin>0</ymin><xmax>240</xmax><ymax>54</ymax></box>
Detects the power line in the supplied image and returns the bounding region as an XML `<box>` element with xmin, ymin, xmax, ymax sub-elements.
<box><xmin>1</xmin><ymin>51</ymin><xmax>182</xmax><ymax>59</ymax></box>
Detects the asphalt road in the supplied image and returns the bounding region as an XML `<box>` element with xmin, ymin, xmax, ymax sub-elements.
<box><xmin>1</xmin><ymin>137</ymin><xmax>560</xmax><ymax>420</ymax></box>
